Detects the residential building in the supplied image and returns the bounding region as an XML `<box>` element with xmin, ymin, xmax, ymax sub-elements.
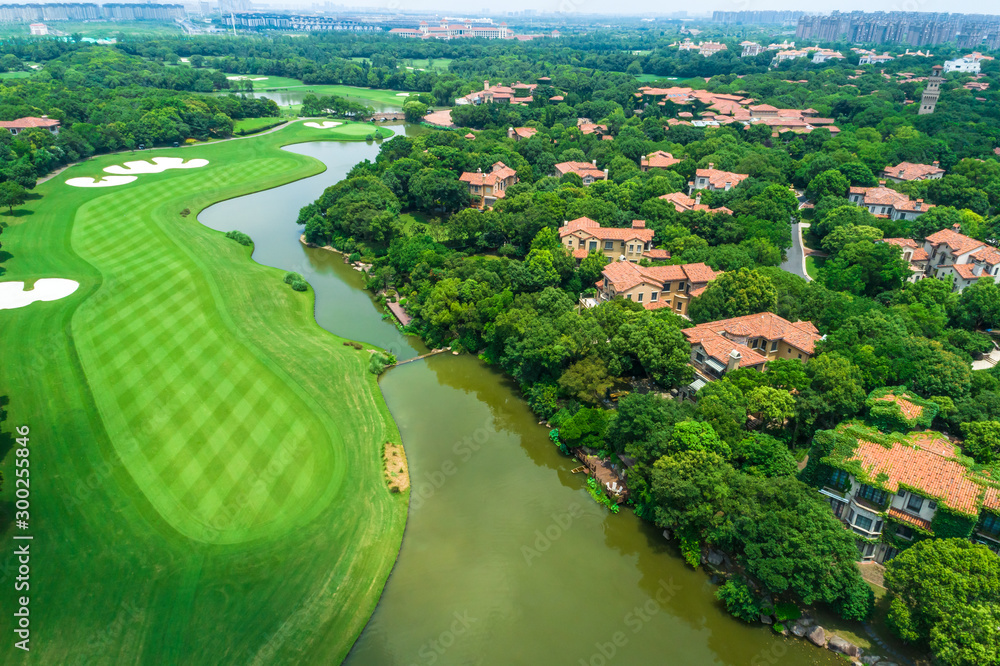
<box><xmin>689</xmin><ymin>164</ymin><xmax>749</xmax><ymax>193</ymax></box>
<box><xmin>859</xmin><ymin>52</ymin><xmax>895</xmax><ymax>65</ymax></box>
<box><xmin>559</xmin><ymin>218</ymin><xmax>654</xmax><ymax>262</ymax></box>
<box><xmin>458</xmin><ymin>161</ymin><xmax>518</xmax><ymax>208</ymax></box>
<box><xmin>456</xmin><ymin>80</ymin><xmax>517</xmax><ymax>105</ymax></box>
<box><xmin>816</xmin><ymin>421</ymin><xmax>1000</xmax><ymax>562</ymax></box>
<box><xmin>680</xmin><ymin>313</ymin><xmax>822</xmax><ymax>399</ymax></box>
<box><xmin>881</xmin><ymin>238</ymin><xmax>929</xmax><ymax>281</ymax></box>
<box><xmin>944</xmin><ymin>52</ymin><xmax>993</xmax><ymax>73</ymax></box>
<box><xmin>640</xmin><ymin>150</ymin><xmax>681</xmax><ymax>171</ymax></box>
<box><xmin>795</xmin><ymin>11</ymin><xmax>1000</xmax><ymax>49</ymax></box>
<box><xmin>28</xmin><ymin>22</ymin><xmax>47</xmax><ymax>35</ymax></box>
<box><xmin>507</xmin><ymin>127</ymin><xmax>537</xmax><ymax>141</ymax></box>
<box><xmin>881</xmin><ymin>161</ymin><xmax>944</xmax><ymax>182</ymax></box>
<box><xmin>576</xmin><ymin>118</ymin><xmax>608</xmax><ymax>136</ymax></box>
<box><xmin>659</xmin><ymin>191</ymin><xmax>733</xmax><ymax>215</ymax></box>
<box><xmin>921</xmin><ymin>227</ymin><xmax>1000</xmax><ymax>291</ymax></box>
<box><xmin>740</xmin><ymin>41</ymin><xmax>765</xmax><ymax>58</ymax></box>
<box><xmin>848</xmin><ymin>183</ymin><xmax>932</xmax><ymax>220</ymax></box>
<box><xmin>0</xmin><ymin>116</ymin><xmax>60</xmax><ymax>135</ymax></box>
<box><xmin>595</xmin><ymin>259</ymin><xmax>719</xmax><ymax>315</ymax></box>
<box><xmin>919</xmin><ymin>65</ymin><xmax>944</xmax><ymax>115</ymax></box>
<box><xmin>553</xmin><ymin>161</ymin><xmax>607</xmax><ymax>185</ymax></box>
<box><xmin>812</xmin><ymin>50</ymin><xmax>845</xmax><ymax>63</ymax></box>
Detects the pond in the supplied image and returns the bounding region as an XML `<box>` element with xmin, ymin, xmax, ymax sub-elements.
<box><xmin>198</xmin><ymin>131</ymin><xmax>839</xmax><ymax>666</ymax></box>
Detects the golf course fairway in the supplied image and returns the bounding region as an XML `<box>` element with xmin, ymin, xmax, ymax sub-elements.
<box><xmin>0</xmin><ymin>120</ymin><xmax>404</xmax><ymax>664</ymax></box>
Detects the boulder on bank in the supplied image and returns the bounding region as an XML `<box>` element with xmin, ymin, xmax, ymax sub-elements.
<box><xmin>807</xmin><ymin>625</ymin><xmax>826</xmax><ymax>647</ymax></box>
<box><xmin>791</xmin><ymin>623</ymin><xmax>807</xmax><ymax>637</ymax></box>
<box><xmin>828</xmin><ymin>635</ymin><xmax>861</xmax><ymax>657</ymax></box>
<box><xmin>759</xmin><ymin>614</ymin><xmax>773</xmax><ymax>625</ymax></box>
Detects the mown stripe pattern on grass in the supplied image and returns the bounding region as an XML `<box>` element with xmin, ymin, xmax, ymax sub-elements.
<box><xmin>70</xmin><ymin>159</ymin><xmax>338</xmax><ymax>544</ymax></box>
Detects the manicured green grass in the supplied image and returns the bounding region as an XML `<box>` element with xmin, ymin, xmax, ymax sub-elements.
<box><xmin>270</xmin><ymin>84</ymin><xmax>419</xmax><ymax>107</ymax></box>
<box><xmin>403</xmin><ymin>58</ymin><xmax>452</xmax><ymax>71</ymax></box>
<box><xmin>222</xmin><ymin>73</ymin><xmax>304</xmax><ymax>90</ymax></box>
<box><xmin>233</xmin><ymin>116</ymin><xmax>285</xmax><ymax>134</ymax></box>
<box><xmin>398</xmin><ymin>210</ymin><xmax>451</xmax><ymax>242</ymax></box>
<box><xmin>635</xmin><ymin>73</ymin><xmax>678</xmax><ymax>82</ymax></box>
<box><xmin>806</xmin><ymin>255</ymin><xmax>825</xmax><ymax>279</ymax></box>
<box><xmin>0</xmin><ymin>71</ymin><xmax>31</xmax><ymax>79</ymax></box>
<box><xmin>0</xmin><ymin>119</ymin><xmax>403</xmax><ymax>664</ymax></box>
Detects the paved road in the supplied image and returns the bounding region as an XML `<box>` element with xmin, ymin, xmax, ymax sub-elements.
<box><xmin>781</xmin><ymin>221</ymin><xmax>811</xmax><ymax>281</ymax></box>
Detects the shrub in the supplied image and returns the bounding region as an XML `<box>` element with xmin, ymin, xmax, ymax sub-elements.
<box><xmin>349</xmin><ymin>252</ymin><xmax>361</xmax><ymax>263</ymax></box>
<box><xmin>716</xmin><ymin>578</ymin><xmax>761</xmax><ymax>623</ymax></box>
<box><xmin>225</xmin><ymin>230</ymin><xmax>252</xmax><ymax>246</ymax></box>
<box><xmin>774</xmin><ymin>602</ymin><xmax>801</xmax><ymax>623</ymax></box>
<box><xmin>368</xmin><ymin>351</ymin><xmax>393</xmax><ymax>375</ymax></box>
<box><xmin>290</xmin><ymin>280</ymin><xmax>308</xmax><ymax>292</ymax></box>
<box><xmin>284</xmin><ymin>271</ymin><xmax>303</xmax><ymax>284</ymax></box>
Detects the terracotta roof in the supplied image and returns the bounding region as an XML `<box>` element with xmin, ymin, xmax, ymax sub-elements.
<box><xmin>683</xmin><ymin>312</ymin><xmax>822</xmax><ymax>356</ymax></box>
<box><xmin>888</xmin><ymin>506</ymin><xmax>932</xmax><ymax>531</ymax></box>
<box><xmin>511</xmin><ymin>127</ymin><xmax>537</xmax><ymax>139</ymax></box>
<box><xmin>559</xmin><ymin>218</ymin><xmax>654</xmax><ymax>243</ymax></box>
<box><xmin>641</xmin><ymin>150</ymin><xmax>682</xmax><ymax>169</ymax></box>
<box><xmin>969</xmin><ymin>246</ymin><xmax>1000</xmax><ymax>266</ymax></box>
<box><xmin>832</xmin><ymin>428</ymin><xmax>997</xmax><ymax>516</ymax></box>
<box><xmin>948</xmin><ymin>264</ymin><xmax>993</xmax><ymax>280</ymax></box>
<box><xmin>658</xmin><ymin>192</ymin><xmax>733</xmax><ymax>215</ymax></box>
<box><xmin>850</xmin><ymin>186</ymin><xmax>933</xmax><ymax>213</ymax></box>
<box><xmin>459</xmin><ymin>161</ymin><xmax>517</xmax><ymax>187</ymax></box>
<box><xmin>882</xmin><ymin>238</ymin><xmax>930</xmax><ymax>261</ymax></box>
<box><xmin>685</xmin><ymin>328</ymin><xmax>769</xmax><ymax>368</ymax></box>
<box><xmin>0</xmin><ymin>116</ymin><xmax>59</xmax><ymax>129</ymax></box>
<box><xmin>572</xmin><ymin>248</ymin><xmax>589</xmax><ymax>259</ymax></box>
<box><xmin>695</xmin><ymin>168</ymin><xmax>750</xmax><ymax>190</ymax></box>
<box><xmin>882</xmin><ymin>162</ymin><xmax>945</xmax><ymax>181</ymax></box>
<box><xmin>554</xmin><ymin>161</ymin><xmax>606</xmax><ymax>180</ymax></box>
<box><xmin>642</xmin><ymin>248</ymin><xmax>671</xmax><ymax>260</ymax></box>
<box><xmin>875</xmin><ymin>393</ymin><xmax>924</xmax><ymax>420</ymax></box>
<box><xmin>925</xmin><ymin>228</ymin><xmax>983</xmax><ymax>255</ymax></box>
<box><xmin>600</xmin><ymin>261</ymin><xmax>719</xmax><ymax>302</ymax></box>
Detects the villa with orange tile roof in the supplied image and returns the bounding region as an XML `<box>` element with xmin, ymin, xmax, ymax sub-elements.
<box><xmin>689</xmin><ymin>164</ymin><xmax>750</xmax><ymax>193</ymax></box>
<box><xmin>507</xmin><ymin>126</ymin><xmax>538</xmax><ymax>141</ymax></box>
<box><xmin>640</xmin><ymin>150</ymin><xmax>682</xmax><ymax>171</ymax></box>
<box><xmin>594</xmin><ymin>259</ymin><xmax>719</xmax><ymax>316</ymax></box>
<box><xmin>553</xmin><ymin>160</ymin><xmax>607</xmax><ymax>185</ymax></box>
<box><xmin>681</xmin><ymin>312</ymin><xmax>821</xmax><ymax>393</ymax></box>
<box><xmin>459</xmin><ymin>161</ymin><xmax>518</xmax><ymax>208</ymax></box>
<box><xmin>880</xmin><ymin>238</ymin><xmax>930</xmax><ymax>282</ymax></box>
<box><xmin>659</xmin><ymin>191</ymin><xmax>733</xmax><ymax>215</ymax></box>
<box><xmin>559</xmin><ymin>218</ymin><xmax>655</xmax><ymax>263</ymax></box>
<box><xmin>0</xmin><ymin>116</ymin><xmax>60</xmax><ymax>136</ymax></box>
<box><xmin>848</xmin><ymin>183</ymin><xmax>932</xmax><ymax>221</ymax></box>
<box><xmin>816</xmin><ymin>424</ymin><xmax>1000</xmax><ymax>562</ymax></box>
<box><xmin>881</xmin><ymin>161</ymin><xmax>944</xmax><ymax>183</ymax></box>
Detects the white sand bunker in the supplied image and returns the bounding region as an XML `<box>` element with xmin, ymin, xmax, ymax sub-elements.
<box><xmin>66</xmin><ymin>175</ymin><xmax>138</xmax><ymax>188</ymax></box>
<box><xmin>226</xmin><ymin>75</ymin><xmax>268</xmax><ymax>81</ymax></box>
<box><xmin>0</xmin><ymin>278</ymin><xmax>79</xmax><ymax>310</ymax></box>
<box><xmin>304</xmin><ymin>121</ymin><xmax>343</xmax><ymax>129</ymax></box>
<box><xmin>396</xmin><ymin>92</ymin><xmax>411</xmax><ymax>97</ymax></box>
<box><xmin>104</xmin><ymin>157</ymin><xmax>209</xmax><ymax>175</ymax></box>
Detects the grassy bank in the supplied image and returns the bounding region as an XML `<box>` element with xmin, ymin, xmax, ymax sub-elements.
<box><xmin>0</xmin><ymin>120</ymin><xmax>404</xmax><ymax>664</ymax></box>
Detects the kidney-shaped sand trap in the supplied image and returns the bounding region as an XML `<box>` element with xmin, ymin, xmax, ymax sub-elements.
<box><xmin>0</xmin><ymin>278</ymin><xmax>80</xmax><ymax>310</ymax></box>
<box><xmin>303</xmin><ymin>121</ymin><xmax>343</xmax><ymax>129</ymax></box>
<box><xmin>103</xmin><ymin>157</ymin><xmax>209</xmax><ymax>175</ymax></box>
<box><xmin>66</xmin><ymin>175</ymin><xmax>138</xmax><ymax>188</ymax></box>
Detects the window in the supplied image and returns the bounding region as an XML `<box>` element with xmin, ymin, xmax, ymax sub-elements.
<box><xmin>982</xmin><ymin>513</ymin><xmax>1000</xmax><ymax>535</ymax></box>
<box><xmin>897</xmin><ymin>488</ymin><xmax>905</xmax><ymax>497</ymax></box>
<box><xmin>929</xmin><ymin>501</ymin><xmax>937</xmax><ymax>511</ymax></box>
<box><xmin>604</xmin><ymin>241</ymin><xmax>614</xmax><ymax>250</ymax></box>
<box><xmin>676</xmin><ymin>301</ymin><xmax>683</xmax><ymax>311</ymax></box>
<box><xmin>663</xmin><ymin>282</ymin><xmax>671</xmax><ymax>292</ymax></box>
<box><xmin>566</xmin><ymin>239</ymin><xmax>574</xmax><ymax>247</ymax></box>
<box><xmin>770</xmin><ymin>340</ymin><xmax>778</xmax><ymax>352</ymax></box>
<box><xmin>678</xmin><ymin>281</ymin><xmax>686</xmax><ymax>291</ymax></box>
<box><xmin>829</xmin><ymin>469</ymin><xmax>850</xmax><ymax>488</ymax></box>
<box><xmin>650</xmin><ymin>292</ymin><xmax>658</xmax><ymax>302</ymax></box>
<box><xmin>589</xmin><ymin>241</ymin><xmax>597</xmax><ymax>251</ymax></box>
<box><xmin>695</xmin><ymin>352</ymin><xmax>705</xmax><ymax>364</ymax></box>
<box><xmin>906</xmin><ymin>494</ymin><xmax>924</xmax><ymax>513</ymax></box>
<box><xmin>625</xmin><ymin>294</ymin><xmax>632</xmax><ymax>301</ymax></box>
<box><xmin>797</xmin><ymin>354</ymin><xmax>802</xmax><ymax>359</ymax></box>
<box><xmin>854</xmin><ymin>515</ymin><xmax>874</xmax><ymax>531</ymax></box>
<box><xmin>637</xmin><ymin>292</ymin><xmax>644</xmax><ymax>303</ymax></box>
<box><xmin>896</xmin><ymin>525</ymin><xmax>914</xmax><ymax>540</ymax></box>
<box><xmin>857</xmin><ymin>484</ymin><xmax>888</xmax><ymax>506</ymax></box>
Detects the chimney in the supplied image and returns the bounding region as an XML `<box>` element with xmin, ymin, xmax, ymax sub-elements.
<box><xmin>933</xmin><ymin>160</ymin><xmax>940</xmax><ymax>167</ymax></box>
<box><xmin>915</xmin><ymin>199</ymin><xmax>923</xmax><ymax>210</ymax></box>
<box><xmin>879</xmin><ymin>180</ymin><xmax>887</xmax><ymax>186</ymax></box>
<box><xmin>953</xmin><ymin>223</ymin><xmax>962</xmax><ymax>232</ymax></box>
<box><xmin>604</xmin><ymin>169</ymin><xmax>609</xmax><ymax>177</ymax></box>
<box><xmin>477</xmin><ymin>167</ymin><xmax>482</xmax><ymax>173</ymax></box>
<box><xmin>708</xmin><ymin>162</ymin><xmax>715</xmax><ymax>169</ymax></box>
<box><xmin>592</xmin><ymin>160</ymin><xmax>597</xmax><ymax>166</ymax></box>
<box><xmin>484</xmin><ymin>80</ymin><xmax>489</xmax><ymax>90</ymax></box>
<box><xmin>726</xmin><ymin>349</ymin><xmax>742</xmax><ymax>372</ymax></box>
<box><xmin>974</xmin><ymin>262</ymin><xmax>985</xmax><ymax>276</ymax></box>
<box><xmin>695</xmin><ymin>193</ymin><xmax>702</xmax><ymax>205</ymax></box>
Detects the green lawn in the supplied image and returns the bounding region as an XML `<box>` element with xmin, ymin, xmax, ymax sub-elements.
<box><xmin>0</xmin><ymin>119</ymin><xmax>404</xmax><ymax>664</ymax></box>
<box><xmin>222</xmin><ymin>73</ymin><xmax>304</xmax><ymax>90</ymax></box>
<box><xmin>806</xmin><ymin>255</ymin><xmax>825</xmax><ymax>279</ymax></box>
<box><xmin>0</xmin><ymin>71</ymin><xmax>31</xmax><ymax>79</ymax></box>
<box><xmin>402</xmin><ymin>58</ymin><xmax>452</xmax><ymax>71</ymax></box>
<box><xmin>233</xmin><ymin>116</ymin><xmax>285</xmax><ymax>134</ymax></box>
<box><xmin>635</xmin><ymin>73</ymin><xmax>679</xmax><ymax>82</ymax></box>
<box><xmin>398</xmin><ymin>210</ymin><xmax>451</xmax><ymax>242</ymax></box>
<box><xmin>0</xmin><ymin>20</ymin><xmax>182</xmax><ymax>38</ymax></box>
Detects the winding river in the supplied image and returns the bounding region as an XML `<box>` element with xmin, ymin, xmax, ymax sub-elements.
<box><xmin>198</xmin><ymin>127</ymin><xmax>837</xmax><ymax>666</ymax></box>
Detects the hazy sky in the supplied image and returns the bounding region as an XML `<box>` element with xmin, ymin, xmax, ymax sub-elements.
<box><xmin>317</xmin><ymin>0</ymin><xmax>1000</xmax><ymax>17</ymax></box>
